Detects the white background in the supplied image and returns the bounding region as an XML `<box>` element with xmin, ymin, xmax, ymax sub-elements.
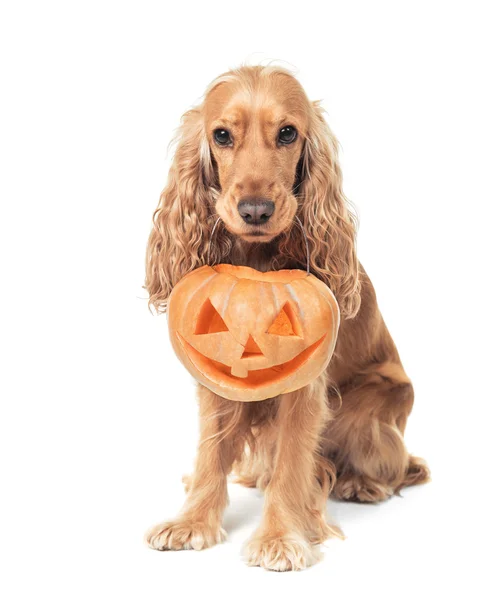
<box><xmin>1</xmin><ymin>1</ymin><xmax>501</xmax><ymax>598</ymax></box>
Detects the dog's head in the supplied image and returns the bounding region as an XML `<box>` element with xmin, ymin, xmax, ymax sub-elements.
<box><xmin>203</xmin><ymin>70</ymin><xmax>306</xmax><ymax>242</ymax></box>
<box><xmin>146</xmin><ymin>65</ymin><xmax>360</xmax><ymax>318</ymax></box>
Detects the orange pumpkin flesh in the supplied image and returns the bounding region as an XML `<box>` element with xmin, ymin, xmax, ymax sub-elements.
<box><xmin>168</xmin><ymin>265</ymin><xmax>340</xmax><ymax>402</ymax></box>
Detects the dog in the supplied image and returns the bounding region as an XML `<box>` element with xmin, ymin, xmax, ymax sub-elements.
<box><xmin>144</xmin><ymin>65</ymin><xmax>429</xmax><ymax>571</ymax></box>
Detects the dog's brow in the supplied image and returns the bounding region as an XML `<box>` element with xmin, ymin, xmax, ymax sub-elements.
<box><xmin>213</xmin><ymin>114</ymin><xmax>243</xmax><ymax>128</ymax></box>
<box><xmin>275</xmin><ymin>115</ymin><xmax>299</xmax><ymax>128</ymax></box>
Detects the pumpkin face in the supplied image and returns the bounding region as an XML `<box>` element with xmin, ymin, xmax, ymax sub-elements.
<box><xmin>168</xmin><ymin>264</ymin><xmax>339</xmax><ymax>402</ymax></box>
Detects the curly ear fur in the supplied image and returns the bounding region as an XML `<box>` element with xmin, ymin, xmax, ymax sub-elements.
<box><xmin>276</xmin><ymin>102</ymin><xmax>361</xmax><ymax>318</ymax></box>
<box><xmin>145</xmin><ymin>107</ymin><xmax>232</xmax><ymax>313</ymax></box>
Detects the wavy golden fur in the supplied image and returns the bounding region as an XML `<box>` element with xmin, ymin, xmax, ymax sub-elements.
<box><xmin>145</xmin><ymin>65</ymin><xmax>429</xmax><ymax>571</ymax></box>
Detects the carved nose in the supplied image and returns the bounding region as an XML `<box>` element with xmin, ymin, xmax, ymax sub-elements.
<box><xmin>237</xmin><ymin>198</ymin><xmax>275</xmax><ymax>225</ymax></box>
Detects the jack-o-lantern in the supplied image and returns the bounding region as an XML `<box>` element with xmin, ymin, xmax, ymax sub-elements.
<box><xmin>168</xmin><ymin>264</ymin><xmax>340</xmax><ymax>402</ymax></box>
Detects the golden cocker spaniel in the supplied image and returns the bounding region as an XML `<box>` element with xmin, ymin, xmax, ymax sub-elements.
<box><xmin>144</xmin><ymin>65</ymin><xmax>429</xmax><ymax>571</ymax></box>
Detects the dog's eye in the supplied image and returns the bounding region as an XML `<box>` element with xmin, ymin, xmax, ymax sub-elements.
<box><xmin>278</xmin><ymin>126</ymin><xmax>297</xmax><ymax>145</ymax></box>
<box><xmin>214</xmin><ymin>129</ymin><xmax>232</xmax><ymax>146</ymax></box>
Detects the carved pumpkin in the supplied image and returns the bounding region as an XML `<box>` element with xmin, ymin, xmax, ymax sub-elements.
<box><xmin>168</xmin><ymin>264</ymin><xmax>340</xmax><ymax>402</ymax></box>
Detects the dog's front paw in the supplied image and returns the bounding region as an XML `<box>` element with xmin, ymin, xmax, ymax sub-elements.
<box><xmin>145</xmin><ymin>519</ymin><xmax>226</xmax><ymax>551</ymax></box>
<box><xmin>244</xmin><ymin>531</ymin><xmax>320</xmax><ymax>571</ymax></box>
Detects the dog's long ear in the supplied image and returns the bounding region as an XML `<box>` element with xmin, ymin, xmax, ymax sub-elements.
<box><xmin>292</xmin><ymin>102</ymin><xmax>361</xmax><ymax>318</ymax></box>
<box><xmin>145</xmin><ymin>108</ymin><xmax>222</xmax><ymax>313</ymax></box>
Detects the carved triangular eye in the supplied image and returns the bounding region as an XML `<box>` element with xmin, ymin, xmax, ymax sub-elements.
<box><xmin>194</xmin><ymin>299</ymin><xmax>229</xmax><ymax>334</ymax></box>
<box><xmin>267</xmin><ymin>302</ymin><xmax>302</xmax><ymax>337</ymax></box>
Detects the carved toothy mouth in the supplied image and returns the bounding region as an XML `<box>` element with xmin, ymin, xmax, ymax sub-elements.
<box><xmin>176</xmin><ymin>333</ymin><xmax>327</xmax><ymax>390</ymax></box>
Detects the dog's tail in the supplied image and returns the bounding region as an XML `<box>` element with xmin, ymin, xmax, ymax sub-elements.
<box><xmin>397</xmin><ymin>455</ymin><xmax>431</xmax><ymax>492</ymax></box>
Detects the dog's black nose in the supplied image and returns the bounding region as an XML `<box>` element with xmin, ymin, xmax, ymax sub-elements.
<box><xmin>237</xmin><ymin>198</ymin><xmax>275</xmax><ymax>225</ymax></box>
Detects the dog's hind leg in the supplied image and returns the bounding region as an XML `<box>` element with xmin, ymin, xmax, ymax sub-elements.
<box><xmin>324</xmin><ymin>362</ymin><xmax>430</xmax><ymax>502</ymax></box>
